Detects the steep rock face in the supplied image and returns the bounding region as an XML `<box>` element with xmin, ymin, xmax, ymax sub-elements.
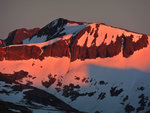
<box><xmin>35</xmin><ymin>18</ymin><xmax>68</xmax><ymax>40</ymax></box>
<box><xmin>70</xmin><ymin>24</ymin><xmax>123</xmax><ymax>61</ymax></box>
<box><xmin>123</xmin><ymin>34</ymin><xmax>148</xmax><ymax>57</ymax></box>
<box><xmin>0</xmin><ymin>18</ymin><xmax>150</xmax><ymax>113</ymax></box>
<box><xmin>4</xmin><ymin>28</ymin><xmax>40</xmax><ymax>46</ymax></box>
<box><xmin>0</xmin><ymin>18</ymin><xmax>149</xmax><ymax>62</ymax></box>
<box><xmin>40</xmin><ymin>39</ymin><xmax>70</xmax><ymax>60</ymax></box>
<box><xmin>22</xmin><ymin>18</ymin><xmax>87</xmax><ymax>44</ymax></box>
<box><xmin>0</xmin><ymin>47</ymin><xmax>5</xmax><ymax>61</ymax></box>
<box><xmin>0</xmin><ymin>35</ymin><xmax>71</xmax><ymax>61</ymax></box>
<box><xmin>5</xmin><ymin>45</ymin><xmax>41</xmax><ymax>60</ymax></box>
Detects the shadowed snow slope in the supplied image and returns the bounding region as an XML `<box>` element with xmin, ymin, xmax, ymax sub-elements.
<box><xmin>0</xmin><ymin>18</ymin><xmax>150</xmax><ymax>113</ymax></box>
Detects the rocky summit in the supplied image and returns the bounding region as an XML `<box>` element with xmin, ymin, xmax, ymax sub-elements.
<box><xmin>0</xmin><ymin>18</ymin><xmax>150</xmax><ymax>113</ymax></box>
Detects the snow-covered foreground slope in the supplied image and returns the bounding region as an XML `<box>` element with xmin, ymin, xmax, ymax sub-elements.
<box><xmin>0</xmin><ymin>52</ymin><xmax>150</xmax><ymax>113</ymax></box>
<box><xmin>0</xmin><ymin>18</ymin><xmax>150</xmax><ymax>113</ymax></box>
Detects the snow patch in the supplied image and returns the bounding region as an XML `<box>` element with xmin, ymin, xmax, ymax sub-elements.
<box><xmin>60</xmin><ymin>24</ymin><xmax>87</xmax><ymax>36</ymax></box>
<box><xmin>23</xmin><ymin>35</ymin><xmax>47</xmax><ymax>44</ymax></box>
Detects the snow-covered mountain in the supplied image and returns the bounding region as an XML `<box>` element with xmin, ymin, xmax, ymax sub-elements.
<box><xmin>0</xmin><ymin>18</ymin><xmax>150</xmax><ymax>113</ymax></box>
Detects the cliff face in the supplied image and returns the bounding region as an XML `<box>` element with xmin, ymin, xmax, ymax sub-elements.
<box><xmin>0</xmin><ymin>18</ymin><xmax>150</xmax><ymax>113</ymax></box>
<box><xmin>0</xmin><ymin>18</ymin><xmax>149</xmax><ymax>62</ymax></box>
<box><xmin>2</xmin><ymin>28</ymin><xmax>40</xmax><ymax>46</ymax></box>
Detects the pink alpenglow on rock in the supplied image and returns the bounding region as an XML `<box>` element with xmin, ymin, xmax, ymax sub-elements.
<box><xmin>0</xmin><ymin>18</ymin><xmax>150</xmax><ymax>113</ymax></box>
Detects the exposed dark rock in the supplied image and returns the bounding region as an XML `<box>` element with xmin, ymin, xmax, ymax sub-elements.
<box><xmin>125</xmin><ymin>104</ymin><xmax>135</xmax><ymax>113</ymax></box>
<box><xmin>5</xmin><ymin>28</ymin><xmax>40</xmax><ymax>46</ymax></box>
<box><xmin>145</xmin><ymin>109</ymin><xmax>150</xmax><ymax>113</ymax></box>
<box><xmin>0</xmin><ymin>70</ymin><xmax>28</xmax><ymax>84</ymax></box>
<box><xmin>41</xmin><ymin>74</ymin><xmax>56</xmax><ymax>88</ymax></box>
<box><xmin>26</xmin><ymin>80</ymin><xmax>33</xmax><ymax>86</ymax></box>
<box><xmin>35</xmin><ymin>18</ymin><xmax>68</xmax><ymax>40</ymax></box>
<box><xmin>62</xmin><ymin>83</ymin><xmax>82</xmax><ymax>101</ymax></box>
<box><xmin>123</xmin><ymin>34</ymin><xmax>148</xmax><ymax>57</ymax></box>
<box><xmin>106</xmin><ymin>36</ymin><xmax>122</xmax><ymax>57</ymax></box>
<box><xmin>97</xmin><ymin>92</ymin><xmax>106</xmax><ymax>100</ymax></box>
<box><xmin>11</xmin><ymin>84</ymin><xmax>30</xmax><ymax>92</ymax></box>
<box><xmin>93</xmin><ymin>24</ymin><xmax>100</xmax><ymax>38</ymax></box>
<box><xmin>0</xmin><ymin>22</ymin><xmax>149</xmax><ymax>62</ymax></box>
<box><xmin>99</xmin><ymin>81</ymin><xmax>108</xmax><ymax>85</ymax></box>
<box><xmin>148</xmin><ymin>102</ymin><xmax>150</xmax><ymax>107</ymax></box>
<box><xmin>70</xmin><ymin>26</ymin><xmax>123</xmax><ymax>61</ymax></box>
<box><xmin>40</xmin><ymin>38</ymin><xmax>70</xmax><ymax>60</ymax></box>
<box><xmin>56</xmin><ymin>80</ymin><xmax>62</xmax><ymax>87</ymax></box>
<box><xmin>24</xmin><ymin>88</ymin><xmax>84</xmax><ymax>113</ymax></box>
<box><xmin>136</xmin><ymin>94</ymin><xmax>148</xmax><ymax>113</ymax></box>
<box><xmin>0</xmin><ymin>100</ymin><xmax>32</xmax><ymax>113</ymax></box>
<box><xmin>5</xmin><ymin>45</ymin><xmax>41</xmax><ymax>60</ymax></box>
<box><xmin>82</xmin><ymin>77</ymin><xmax>89</xmax><ymax>83</ymax></box>
<box><xmin>137</xmin><ymin>86</ymin><xmax>144</xmax><ymax>91</ymax></box>
<box><xmin>0</xmin><ymin>47</ymin><xmax>5</xmax><ymax>61</ymax></box>
<box><xmin>110</xmin><ymin>86</ymin><xmax>123</xmax><ymax>96</ymax></box>
<box><xmin>75</xmin><ymin>76</ymin><xmax>80</xmax><ymax>80</ymax></box>
<box><xmin>123</xmin><ymin>95</ymin><xmax>129</xmax><ymax>102</ymax></box>
<box><xmin>62</xmin><ymin>83</ymin><xmax>96</xmax><ymax>101</ymax></box>
<box><xmin>87</xmin><ymin>91</ymin><xmax>96</xmax><ymax>97</ymax></box>
<box><xmin>90</xmin><ymin>28</ymin><xmax>94</xmax><ymax>35</ymax></box>
<box><xmin>95</xmin><ymin>111</ymin><xmax>101</xmax><ymax>113</ymax></box>
<box><xmin>51</xmin><ymin>40</ymin><xmax>70</xmax><ymax>57</ymax></box>
<box><xmin>0</xmin><ymin>89</ymin><xmax>10</xmax><ymax>95</ymax></box>
<box><xmin>70</xmin><ymin>26</ymin><xmax>91</xmax><ymax>61</ymax></box>
<box><xmin>0</xmin><ymin>71</ymin><xmax>85</xmax><ymax>113</ymax></box>
<box><xmin>88</xmin><ymin>46</ymin><xmax>97</xmax><ymax>59</ymax></box>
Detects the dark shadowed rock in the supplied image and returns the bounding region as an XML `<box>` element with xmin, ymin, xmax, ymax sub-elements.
<box><xmin>5</xmin><ymin>45</ymin><xmax>41</xmax><ymax>60</ymax></box>
<box><xmin>123</xmin><ymin>34</ymin><xmax>148</xmax><ymax>57</ymax></box>
<box><xmin>97</xmin><ymin>92</ymin><xmax>106</xmax><ymax>100</ymax></box>
<box><xmin>0</xmin><ymin>47</ymin><xmax>5</xmax><ymax>61</ymax></box>
<box><xmin>125</xmin><ymin>104</ymin><xmax>135</xmax><ymax>113</ymax></box>
<box><xmin>0</xmin><ymin>70</ymin><xmax>28</xmax><ymax>84</ymax></box>
<box><xmin>0</xmin><ymin>19</ymin><xmax>149</xmax><ymax>62</ymax></box>
<box><xmin>110</xmin><ymin>86</ymin><xmax>123</xmax><ymax>96</ymax></box>
<box><xmin>0</xmin><ymin>100</ymin><xmax>32</xmax><ymax>113</ymax></box>
<box><xmin>23</xmin><ymin>88</ymin><xmax>85</xmax><ymax>113</ymax></box>
<box><xmin>136</xmin><ymin>94</ymin><xmax>148</xmax><ymax>113</ymax></box>
<box><xmin>5</xmin><ymin>28</ymin><xmax>40</xmax><ymax>46</ymax></box>
<box><xmin>42</xmin><ymin>74</ymin><xmax>56</xmax><ymax>88</ymax></box>
<box><xmin>34</xmin><ymin>18</ymin><xmax>68</xmax><ymax>40</ymax></box>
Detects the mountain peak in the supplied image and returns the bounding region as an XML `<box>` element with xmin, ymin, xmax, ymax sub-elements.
<box><xmin>0</xmin><ymin>18</ymin><xmax>150</xmax><ymax>113</ymax></box>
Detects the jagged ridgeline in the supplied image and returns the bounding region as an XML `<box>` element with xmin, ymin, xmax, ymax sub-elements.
<box><xmin>0</xmin><ymin>18</ymin><xmax>150</xmax><ymax>113</ymax></box>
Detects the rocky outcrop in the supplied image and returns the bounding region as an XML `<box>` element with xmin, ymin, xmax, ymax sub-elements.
<box><xmin>4</xmin><ymin>28</ymin><xmax>40</xmax><ymax>46</ymax></box>
<box><xmin>33</xmin><ymin>18</ymin><xmax>68</xmax><ymax>41</ymax></box>
<box><xmin>0</xmin><ymin>70</ymin><xmax>29</xmax><ymax>84</ymax></box>
<box><xmin>0</xmin><ymin>19</ymin><xmax>149</xmax><ymax>61</ymax></box>
<box><xmin>70</xmin><ymin>25</ymin><xmax>123</xmax><ymax>61</ymax></box>
<box><xmin>0</xmin><ymin>100</ymin><xmax>32</xmax><ymax>113</ymax></box>
<box><xmin>0</xmin><ymin>71</ymin><xmax>86</xmax><ymax>113</ymax></box>
<box><xmin>40</xmin><ymin>38</ymin><xmax>70</xmax><ymax>60</ymax></box>
<box><xmin>0</xmin><ymin>47</ymin><xmax>5</xmax><ymax>61</ymax></box>
<box><xmin>123</xmin><ymin>34</ymin><xmax>148</xmax><ymax>57</ymax></box>
<box><xmin>0</xmin><ymin>33</ymin><xmax>149</xmax><ymax>61</ymax></box>
<box><xmin>5</xmin><ymin>45</ymin><xmax>41</xmax><ymax>60</ymax></box>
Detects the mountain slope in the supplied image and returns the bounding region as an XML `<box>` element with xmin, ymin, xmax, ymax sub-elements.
<box><xmin>0</xmin><ymin>18</ymin><xmax>150</xmax><ymax>113</ymax></box>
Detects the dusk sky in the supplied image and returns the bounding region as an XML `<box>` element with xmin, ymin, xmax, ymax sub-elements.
<box><xmin>0</xmin><ymin>0</ymin><xmax>150</xmax><ymax>39</ymax></box>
